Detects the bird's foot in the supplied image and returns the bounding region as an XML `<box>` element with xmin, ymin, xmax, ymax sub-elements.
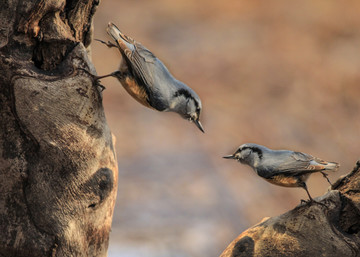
<box><xmin>300</xmin><ymin>199</ymin><xmax>308</xmax><ymax>205</ymax></box>
<box><xmin>320</xmin><ymin>171</ymin><xmax>332</xmax><ymax>186</ymax></box>
<box><xmin>300</xmin><ymin>198</ymin><xmax>328</xmax><ymax>208</ymax></box>
<box><xmin>96</xmin><ymin>84</ymin><xmax>106</xmax><ymax>92</ymax></box>
<box><xmin>77</xmin><ymin>68</ymin><xmax>106</xmax><ymax>92</ymax></box>
<box><xmin>95</xmin><ymin>39</ymin><xmax>118</xmax><ymax>48</ymax></box>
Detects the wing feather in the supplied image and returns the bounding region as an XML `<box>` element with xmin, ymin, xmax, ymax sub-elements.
<box><xmin>271</xmin><ymin>152</ymin><xmax>325</xmax><ymax>176</ymax></box>
<box><xmin>109</xmin><ymin>25</ymin><xmax>158</xmax><ymax>96</ymax></box>
<box><xmin>130</xmin><ymin>44</ymin><xmax>157</xmax><ymax>88</ymax></box>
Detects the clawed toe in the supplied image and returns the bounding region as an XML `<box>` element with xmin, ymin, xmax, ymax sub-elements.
<box><xmin>77</xmin><ymin>68</ymin><xmax>106</xmax><ymax>91</ymax></box>
<box><xmin>300</xmin><ymin>198</ymin><xmax>327</xmax><ymax>208</ymax></box>
<box><xmin>98</xmin><ymin>84</ymin><xmax>106</xmax><ymax>92</ymax></box>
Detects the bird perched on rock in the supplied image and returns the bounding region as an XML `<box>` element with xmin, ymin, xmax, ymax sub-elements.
<box><xmin>92</xmin><ymin>22</ymin><xmax>204</xmax><ymax>132</ymax></box>
<box><xmin>223</xmin><ymin>143</ymin><xmax>339</xmax><ymax>201</ymax></box>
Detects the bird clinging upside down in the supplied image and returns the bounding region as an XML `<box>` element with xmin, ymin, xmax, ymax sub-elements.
<box><xmin>92</xmin><ymin>22</ymin><xmax>204</xmax><ymax>133</ymax></box>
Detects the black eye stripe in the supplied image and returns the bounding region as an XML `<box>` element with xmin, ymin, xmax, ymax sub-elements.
<box><xmin>240</xmin><ymin>146</ymin><xmax>263</xmax><ymax>159</ymax></box>
<box><xmin>194</xmin><ymin>101</ymin><xmax>199</xmax><ymax>108</ymax></box>
<box><xmin>174</xmin><ymin>89</ymin><xmax>200</xmax><ymax>107</ymax></box>
<box><xmin>173</xmin><ymin>89</ymin><xmax>192</xmax><ymax>99</ymax></box>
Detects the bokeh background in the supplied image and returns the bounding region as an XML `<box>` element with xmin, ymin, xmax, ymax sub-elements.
<box><xmin>91</xmin><ymin>1</ymin><xmax>360</xmax><ymax>256</ymax></box>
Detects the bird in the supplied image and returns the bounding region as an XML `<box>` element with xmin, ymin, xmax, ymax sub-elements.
<box><xmin>223</xmin><ymin>143</ymin><xmax>339</xmax><ymax>201</ymax></box>
<box><xmin>90</xmin><ymin>22</ymin><xmax>204</xmax><ymax>132</ymax></box>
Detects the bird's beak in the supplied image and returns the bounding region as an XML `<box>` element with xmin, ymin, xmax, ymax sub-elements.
<box><xmin>193</xmin><ymin>119</ymin><xmax>205</xmax><ymax>133</ymax></box>
<box><xmin>223</xmin><ymin>154</ymin><xmax>236</xmax><ymax>159</ymax></box>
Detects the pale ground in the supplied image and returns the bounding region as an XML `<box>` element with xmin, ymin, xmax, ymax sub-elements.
<box><xmin>91</xmin><ymin>1</ymin><xmax>360</xmax><ymax>256</ymax></box>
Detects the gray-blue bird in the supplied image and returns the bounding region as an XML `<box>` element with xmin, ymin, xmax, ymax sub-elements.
<box><xmin>223</xmin><ymin>143</ymin><xmax>339</xmax><ymax>201</ymax></box>
<box><xmin>93</xmin><ymin>22</ymin><xmax>204</xmax><ymax>132</ymax></box>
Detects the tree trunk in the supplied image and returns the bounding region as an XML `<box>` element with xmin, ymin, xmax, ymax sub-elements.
<box><xmin>0</xmin><ymin>0</ymin><xmax>118</xmax><ymax>256</ymax></box>
<box><xmin>219</xmin><ymin>161</ymin><xmax>360</xmax><ymax>257</ymax></box>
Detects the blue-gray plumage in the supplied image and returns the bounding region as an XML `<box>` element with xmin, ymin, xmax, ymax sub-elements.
<box><xmin>94</xmin><ymin>23</ymin><xmax>204</xmax><ymax>132</ymax></box>
<box><xmin>223</xmin><ymin>143</ymin><xmax>339</xmax><ymax>201</ymax></box>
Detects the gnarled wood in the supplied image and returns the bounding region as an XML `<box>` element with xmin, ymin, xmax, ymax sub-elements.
<box><xmin>0</xmin><ymin>0</ymin><xmax>118</xmax><ymax>256</ymax></box>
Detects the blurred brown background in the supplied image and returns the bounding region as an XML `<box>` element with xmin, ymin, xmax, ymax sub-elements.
<box><xmin>92</xmin><ymin>1</ymin><xmax>360</xmax><ymax>256</ymax></box>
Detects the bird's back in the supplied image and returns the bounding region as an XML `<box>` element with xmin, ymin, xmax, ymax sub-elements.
<box><xmin>255</xmin><ymin>149</ymin><xmax>310</xmax><ymax>178</ymax></box>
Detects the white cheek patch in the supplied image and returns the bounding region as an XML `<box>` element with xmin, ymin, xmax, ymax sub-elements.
<box><xmin>253</xmin><ymin>157</ymin><xmax>260</xmax><ymax>167</ymax></box>
<box><xmin>235</xmin><ymin>153</ymin><xmax>242</xmax><ymax>160</ymax></box>
<box><xmin>169</xmin><ymin>99</ymin><xmax>178</xmax><ymax>109</ymax></box>
<box><xmin>169</xmin><ymin>96</ymin><xmax>185</xmax><ymax>110</ymax></box>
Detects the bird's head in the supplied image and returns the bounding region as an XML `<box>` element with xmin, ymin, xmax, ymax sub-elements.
<box><xmin>171</xmin><ymin>88</ymin><xmax>204</xmax><ymax>133</ymax></box>
<box><xmin>223</xmin><ymin>143</ymin><xmax>264</xmax><ymax>167</ymax></box>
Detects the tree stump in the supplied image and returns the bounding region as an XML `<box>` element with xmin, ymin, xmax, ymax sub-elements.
<box><xmin>220</xmin><ymin>161</ymin><xmax>360</xmax><ymax>257</ymax></box>
<box><xmin>0</xmin><ymin>0</ymin><xmax>118</xmax><ymax>256</ymax></box>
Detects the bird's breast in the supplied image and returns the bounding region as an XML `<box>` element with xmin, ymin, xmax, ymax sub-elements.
<box><xmin>264</xmin><ymin>175</ymin><xmax>302</xmax><ymax>188</ymax></box>
<box><xmin>120</xmin><ymin>77</ymin><xmax>154</xmax><ymax>109</ymax></box>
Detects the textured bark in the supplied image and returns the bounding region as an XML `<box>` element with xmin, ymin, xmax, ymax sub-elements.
<box><xmin>0</xmin><ymin>0</ymin><xmax>118</xmax><ymax>256</ymax></box>
<box><xmin>220</xmin><ymin>161</ymin><xmax>360</xmax><ymax>257</ymax></box>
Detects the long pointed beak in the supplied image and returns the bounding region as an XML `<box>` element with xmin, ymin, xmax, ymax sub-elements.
<box><xmin>193</xmin><ymin>119</ymin><xmax>205</xmax><ymax>133</ymax></box>
<box><xmin>223</xmin><ymin>154</ymin><xmax>236</xmax><ymax>159</ymax></box>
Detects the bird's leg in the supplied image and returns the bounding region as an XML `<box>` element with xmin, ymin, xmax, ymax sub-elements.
<box><xmin>94</xmin><ymin>72</ymin><xmax>120</xmax><ymax>80</ymax></box>
<box><xmin>95</xmin><ymin>39</ymin><xmax>118</xmax><ymax>48</ymax></box>
<box><xmin>78</xmin><ymin>68</ymin><xmax>119</xmax><ymax>80</ymax></box>
<box><xmin>301</xmin><ymin>182</ymin><xmax>314</xmax><ymax>202</ymax></box>
<box><xmin>320</xmin><ymin>171</ymin><xmax>332</xmax><ymax>186</ymax></box>
<box><xmin>300</xmin><ymin>182</ymin><xmax>328</xmax><ymax>207</ymax></box>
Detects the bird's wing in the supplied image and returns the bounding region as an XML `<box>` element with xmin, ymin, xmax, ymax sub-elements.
<box><xmin>127</xmin><ymin>44</ymin><xmax>175</xmax><ymax>112</ymax></box>
<box><xmin>117</xmin><ymin>39</ymin><xmax>165</xmax><ymax>99</ymax></box>
<box><xmin>129</xmin><ymin>44</ymin><xmax>158</xmax><ymax>87</ymax></box>
<box><xmin>271</xmin><ymin>152</ymin><xmax>326</xmax><ymax>176</ymax></box>
<box><xmin>107</xmin><ymin>23</ymin><xmax>158</xmax><ymax>92</ymax></box>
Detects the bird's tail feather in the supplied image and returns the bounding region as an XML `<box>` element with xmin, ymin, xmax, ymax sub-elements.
<box><xmin>106</xmin><ymin>22</ymin><xmax>135</xmax><ymax>51</ymax></box>
<box><xmin>324</xmin><ymin>162</ymin><xmax>339</xmax><ymax>172</ymax></box>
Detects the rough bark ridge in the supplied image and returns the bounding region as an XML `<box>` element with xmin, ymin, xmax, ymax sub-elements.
<box><xmin>220</xmin><ymin>161</ymin><xmax>360</xmax><ymax>257</ymax></box>
<box><xmin>0</xmin><ymin>0</ymin><xmax>118</xmax><ymax>256</ymax></box>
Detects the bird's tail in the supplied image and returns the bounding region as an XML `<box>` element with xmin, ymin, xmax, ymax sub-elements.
<box><xmin>324</xmin><ymin>162</ymin><xmax>340</xmax><ymax>172</ymax></box>
<box><xmin>106</xmin><ymin>22</ymin><xmax>135</xmax><ymax>52</ymax></box>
